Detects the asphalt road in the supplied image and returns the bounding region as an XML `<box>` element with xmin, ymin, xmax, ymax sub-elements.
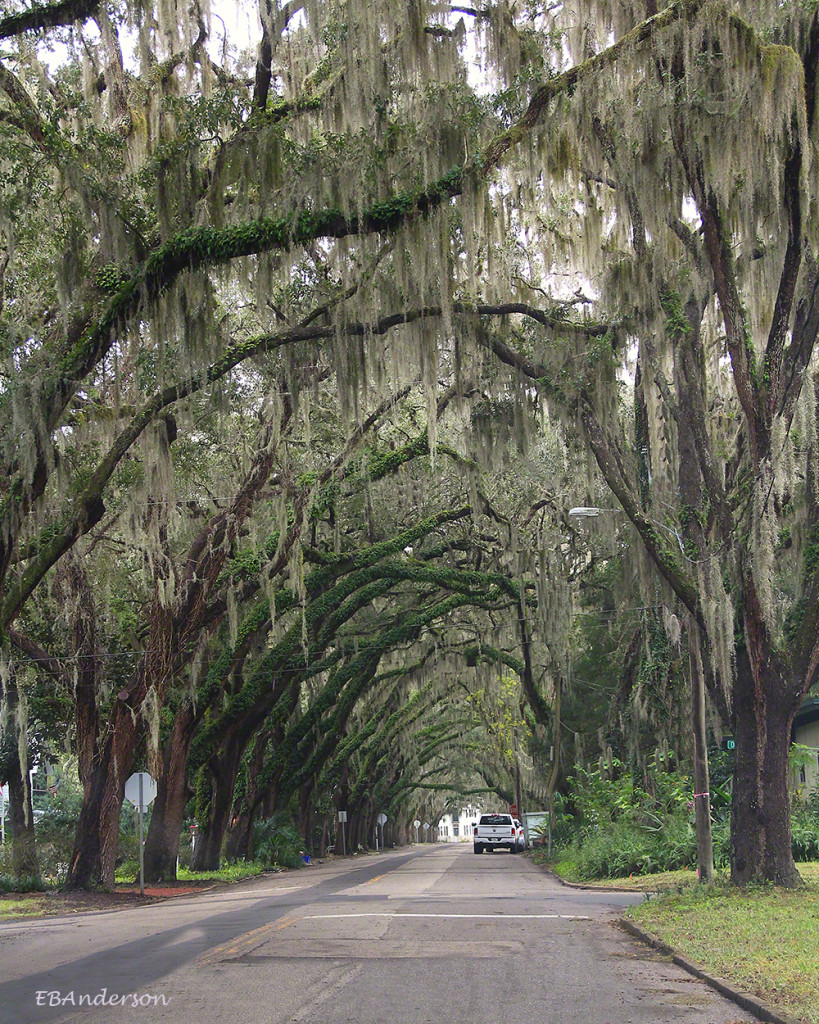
<box><xmin>0</xmin><ymin>845</ymin><xmax>758</xmax><ymax>1024</ymax></box>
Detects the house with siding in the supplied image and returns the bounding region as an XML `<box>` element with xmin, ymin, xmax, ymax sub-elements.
<box><xmin>792</xmin><ymin>697</ymin><xmax>819</xmax><ymax>798</ymax></box>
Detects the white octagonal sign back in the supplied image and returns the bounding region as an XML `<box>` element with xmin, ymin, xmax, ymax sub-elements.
<box><xmin>124</xmin><ymin>772</ymin><xmax>157</xmax><ymax>810</ymax></box>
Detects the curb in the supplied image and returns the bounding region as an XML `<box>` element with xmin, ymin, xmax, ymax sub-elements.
<box><xmin>537</xmin><ymin>863</ymin><xmax>644</xmax><ymax>894</ymax></box>
<box><xmin>617</xmin><ymin>918</ymin><xmax>804</xmax><ymax>1024</ymax></box>
<box><xmin>133</xmin><ymin>883</ymin><xmax>220</xmax><ymax>900</ymax></box>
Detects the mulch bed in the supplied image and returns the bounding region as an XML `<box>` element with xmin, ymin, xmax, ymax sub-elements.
<box><xmin>115</xmin><ymin>883</ymin><xmax>211</xmax><ymax>898</ymax></box>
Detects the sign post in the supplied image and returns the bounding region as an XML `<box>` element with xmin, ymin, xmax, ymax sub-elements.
<box><xmin>0</xmin><ymin>782</ymin><xmax>5</xmax><ymax>845</ymax></box>
<box><xmin>124</xmin><ymin>772</ymin><xmax>157</xmax><ymax>896</ymax></box>
<box><xmin>138</xmin><ymin>774</ymin><xmax>144</xmax><ymax>895</ymax></box>
<box><xmin>422</xmin><ymin>821</ymin><xmax>429</xmax><ymax>842</ymax></box>
<box><xmin>376</xmin><ymin>811</ymin><xmax>387</xmax><ymax>850</ymax></box>
<box><xmin>413</xmin><ymin>818</ymin><xmax>420</xmax><ymax>843</ymax></box>
<box><xmin>338</xmin><ymin>810</ymin><xmax>347</xmax><ymax>856</ymax></box>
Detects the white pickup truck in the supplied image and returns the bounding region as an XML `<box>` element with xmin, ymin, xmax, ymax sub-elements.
<box><xmin>473</xmin><ymin>813</ymin><xmax>524</xmax><ymax>854</ymax></box>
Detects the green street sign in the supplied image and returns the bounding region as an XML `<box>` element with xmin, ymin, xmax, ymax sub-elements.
<box><xmin>722</xmin><ymin>738</ymin><xmax>736</xmax><ymax>751</ymax></box>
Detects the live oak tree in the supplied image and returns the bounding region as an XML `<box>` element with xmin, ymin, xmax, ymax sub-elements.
<box><xmin>481</xmin><ymin>2</ymin><xmax>819</xmax><ymax>886</ymax></box>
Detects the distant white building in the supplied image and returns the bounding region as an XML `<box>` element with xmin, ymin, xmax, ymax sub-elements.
<box><xmin>437</xmin><ymin>804</ymin><xmax>481</xmax><ymax>841</ymax></box>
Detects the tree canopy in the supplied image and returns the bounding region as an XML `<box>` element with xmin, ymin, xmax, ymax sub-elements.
<box><xmin>2</xmin><ymin>0</ymin><xmax>819</xmax><ymax>888</ymax></box>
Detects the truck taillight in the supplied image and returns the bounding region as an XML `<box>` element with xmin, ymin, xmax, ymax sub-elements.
<box><xmin>473</xmin><ymin>825</ymin><xmax>478</xmax><ymax>836</ymax></box>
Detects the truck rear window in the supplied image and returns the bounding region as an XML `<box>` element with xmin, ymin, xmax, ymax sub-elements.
<box><xmin>479</xmin><ymin>814</ymin><xmax>512</xmax><ymax>825</ymax></box>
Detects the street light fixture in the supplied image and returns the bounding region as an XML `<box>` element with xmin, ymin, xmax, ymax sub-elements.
<box><xmin>569</xmin><ymin>505</ymin><xmax>622</xmax><ymax>516</ymax></box>
<box><xmin>569</xmin><ymin>505</ymin><xmax>684</xmax><ymax>554</ymax></box>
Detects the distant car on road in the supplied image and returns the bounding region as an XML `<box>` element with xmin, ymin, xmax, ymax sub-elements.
<box><xmin>473</xmin><ymin>813</ymin><xmax>524</xmax><ymax>854</ymax></box>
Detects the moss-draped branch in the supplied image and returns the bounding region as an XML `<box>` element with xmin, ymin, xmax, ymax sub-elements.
<box><xmin>0</xmin><ymin>0</ymin><xmax>99</xmax><ymax>39</ymax></box>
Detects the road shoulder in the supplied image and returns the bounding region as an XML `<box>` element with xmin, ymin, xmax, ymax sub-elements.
<box><xmin>618</xmin><ymin>917</ymin><xmax>804</xmax><ymax>1024</ymax></box>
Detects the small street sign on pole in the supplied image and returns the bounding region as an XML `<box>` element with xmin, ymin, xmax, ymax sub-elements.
<box><xmin>413</xmin><ymin>818</ymin><xmax>420</xmax><ymax>843</ymax></box>
<box><xmin>338</xmin><ymin>810</ymin><xmax>347</xmax><ymax>856</ymax></box>
<box><xmin>376</xmin><ymin>812</ymin><xmax>387</xmax><ymax>851</ymax></box>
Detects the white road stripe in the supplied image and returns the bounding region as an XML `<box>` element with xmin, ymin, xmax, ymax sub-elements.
<box><xmin>301</xmin><ymin>912</ymin><xmax>590</xmax><ymax>920</ymax></box>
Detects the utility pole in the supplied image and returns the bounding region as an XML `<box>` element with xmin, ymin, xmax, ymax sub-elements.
<box><xmin>688</xmin><ymin>618</ymin><xmax>714</xmax><ymax>883</ymax></box>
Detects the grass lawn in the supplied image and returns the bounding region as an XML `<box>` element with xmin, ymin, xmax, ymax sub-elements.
<box><xmin>0</xmin><ymin>895</ymin><xmax>51</xmax><ymax>920</ymax></box>
<box><xmin>175</xmin><ymin>862</ymin><xmax>269</xmax><ymax>883</ymax></box>
<box><xmin>578</xmin><ymin>868</ymin><xmax>701</xmax><ymax>891</ymax></box>
<box><xmin>114</xmin><ymin>860</ymin><xmax>269</xmax><ymax>884</ymax></box>
<box><xmin>544</xmin><ymin>855</ymin><xmax>703</xmax><ymax>891</ymax></box>
<box><xmin>626</xmin><ymin>869</ymin><xmax>819</xmax><ymax>1024</ymax></box>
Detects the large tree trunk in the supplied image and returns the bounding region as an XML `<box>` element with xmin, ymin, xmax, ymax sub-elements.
<box><xmin>66</xmin><ymin>766</ymin><xmax>105</xmax><ymax>890</ymax></box>
<box><xmin>142</xmin><ymin>705</ymin><xmax>196</xmax><ymax>882</ymax></box>
<box><xmin>731</xmin><ymin>648</ymin><xmax>802</xmax><ymax>886</ymax></box>
<box><xmin>223</xmin><ymin>806</ymin><xmax>255</xmax><ymax>863</ymax></box>
<box><xmin>66</xmin><ymin>706</ymin><xmax>138</xmax><ymax>890</ymax></box>
<box><xmin>191</xmin><ymin>740</ymin><xmax>243</xmax><ymax>871</ymax></box>
<box><xmin>223</xmin><ymin>728</ymin><xmax>271</xmax><ymax>863</ymax></box>
<box><xmin>6</xmin><ymin>744</ymin><xmax>39</xmax><ymax>878</ymax></box>
<box><xmin>669</xmin><ymin>317</ymin><xmax>715</xmax><ymax>885</ymax></box>
<box><xmin>0</xmin><ymin>669</ymin><xmax>39</xmax><ymax>878</ymax></box>
<box><xmin>688</xmin><ymin>623</ymin><xmax>714</xmax><ymax>883</ymax></box>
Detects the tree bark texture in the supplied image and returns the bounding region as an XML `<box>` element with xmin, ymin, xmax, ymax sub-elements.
<box><xmin>731</xmin><ymin>648</ymin><xmax>801</xmax><ymax>887</ymax></box>
<box><xmin>65</xmin><ymin>703</ymin><xmax>138</xmax><ymax>890</ymax></box>
<box><xmin>142</xmin><ymin>705</ymin><xmax>196</xmax><ymax>882</ymax></box>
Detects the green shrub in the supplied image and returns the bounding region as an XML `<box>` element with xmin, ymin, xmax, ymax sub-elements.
<box><xmin>253</xmin><ymin>812</ymin><xmax>304</xmax><ymax>869</ymax></box>
<box><xmin>114</xmin><ymin>860</ymin><xmax>140</xmax><ymax>883</ymax></box>
<box><xmin>711</xmin><ymin>817</ymin><xmax>731</xmax><ymax>870</ymax></box>
<box><xmin>567</xmin><ymin>816</ymin><xmax>696</xmax><ymax>879</ymax></box>
<box><xmin>0</xmin><ymin>873</ymin><xmax>46</xmax><ymax>893</ymax></box>
<box><xmin>791</xmin><ymin>793</ymin><xmax>819</xmax><ymax>861</ymax></box>
<box><xmin>33</xmin><ymin>810</ymin><xmax>79</xmax><ymax>883</ymax></box>
<box><xmin>178</xmin><ymin>828</ymin><xmax>194</xmax><ymax>869</ymax></box>
<box><xmin>555</xmin><ymin>756</ymin><xmax>698</xmax><ymax>878</ymax></box>
<box><xmin>553</xmin><ymin>752</ymin><xmax>819</xmax><ymax>880</ymax></box>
